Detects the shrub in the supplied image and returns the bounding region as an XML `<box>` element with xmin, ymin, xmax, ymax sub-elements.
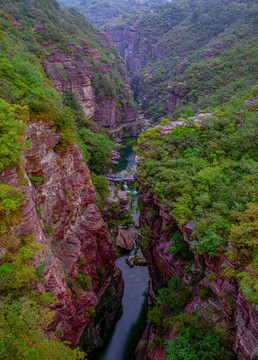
<box><xmin>77</xmin><ymin>273</ymin><xmax>91</xmax><ymax>291</ymax></box>
<box><xmin>0</xmin><ymin>183</ymin><xmax>24</xmax><ymax>250</ymax></box>
<box><xmin>165</xmin><ymin>310</ymin><xmax>236</xmax><ymax>360</ymax></box>
<box><xmin>169</xmin><ymin>233</ymin><xmax>193</xmax><ymax>259</ymax></box>
<box><xmin>0</xmin><ymin>99</ymin><xmax>29</xmax><ymax>171</ymax></box>
<box><xmin>90</xmin><ymin>173</ymin><xmax>109</xmax><ymax>200</ymax></box>
<box><xmin>45</xmin><ymin>226</ymin><xmax>54</xmax><ymax>234</ymax></box>
<box><xmin>198</xmin><ymin>286</ymin><xmax>212</xmax><ymax>300</ymax></box>
<box><xmin>79</xmin><ymin>128</ymin><xmax>114</xmax><ymax>175</ymax></box>
<box><xmin>0</xmin><ymin>236</ymin><xmax>43</xmax><ymax>295</ymax></box>
<box><xmin>0</xmin><ymin>296</ymin><xmax>85</xmax><ymax>360</ymax></box>
<box><xmin>157</xmin><ymin>277</ymin><xmax>192</xmax><ymax>314</ymax></box>
<box><xmin>30</xmin><ymin>177</ymin><xmax>43</xmax><ymax>186</ymax></box>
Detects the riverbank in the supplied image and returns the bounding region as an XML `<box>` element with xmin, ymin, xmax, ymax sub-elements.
<box><xmin>94</xmin><ymin>138</ymin><xmax>149</xmax><ymax>360</ymax></box>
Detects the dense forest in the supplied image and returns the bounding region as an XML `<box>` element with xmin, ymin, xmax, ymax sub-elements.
<box><xmin>58</xmin><ymin>0</ymin><xmax>168</xmax><ymax>27</ymax></box>
<box><xmin>0</xmin><ymin>0</ymin><xmax>134</xmax><ymax>358</ymax></box>
<box><xmin>105</xmin><ymin>0</ymin><xmax>257</xmax><ymax>120</ymax></box>
<box><xmin>0</xmin><ymin>0</ymin><xmax>257</xmax><ymax>359</ymax></box>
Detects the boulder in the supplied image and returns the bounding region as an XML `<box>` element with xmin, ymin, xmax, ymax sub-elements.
<box><xmin>116</xmin><ymin>228</ymin><xmax>135</xmax><ymax>250</ymax></box>
<box><xmin>126</xmin><ymin>254</ymin><xmax>148</xmax><ymax>267</ymax></box>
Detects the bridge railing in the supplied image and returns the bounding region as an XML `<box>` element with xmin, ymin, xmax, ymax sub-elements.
<box><xmin>104</xmin><ymin>174</ymin><xmax>135</xmax><ymax>180</ymax></box>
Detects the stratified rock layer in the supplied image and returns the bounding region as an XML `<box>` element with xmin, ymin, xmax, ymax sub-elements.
<box><xmin>116</xmin><ymin>227</ymin><xmax>135</xmax><ymax>251</ymax></box>
<box><xmin>0</xmin><ymin>120</ymin><xmax>124</xmax><ymax>352</ymax></box>
<box><xmin>137</xmin><ymin>187</ymin><xmax>258</xmax><ymax>360</ymax></box>
<box><xmin>44</xmin><ymin>42</ymin><xmax>140</xmax><ymax>136</ymax></box>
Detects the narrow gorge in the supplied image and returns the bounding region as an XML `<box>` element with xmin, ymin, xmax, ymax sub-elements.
<box><xmin>0</xmin><ymin>0</ymin><xmax>257</xmax><ymax>360</ymax></box>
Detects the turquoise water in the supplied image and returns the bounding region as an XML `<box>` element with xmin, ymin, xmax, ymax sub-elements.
<box><xmin>96</xmin><ymin>139</ymin><xmax>149</xmax><ymax>360</ymax></box>
<box><xmin>97</xmin><ymin>255</ymin><xmax>149</xmax><ymax>360</ymax></box>
<box><xmin>114</xmin><ymin>138</ymin><xmax>137</xmax><ymax>173</ymax></box>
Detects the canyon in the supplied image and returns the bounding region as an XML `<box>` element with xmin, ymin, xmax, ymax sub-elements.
<box><xmin>0</xmin><ymin>0</ymin><xmax>257</xmax><ymax>359</ymax></box>
<box><xmin>137</xmin><ymin>186</ymin><xmax>258</xmax><ymax>360</ymax></box>
<box><xmin>0</xmin><ymin>120</ymin><xmax>124</xmax><ymax>353</ymax></box>
<box><xmin>43</xmin><ymin>39</ymin><xmax>140</xmax><ymax>137</ymax></box>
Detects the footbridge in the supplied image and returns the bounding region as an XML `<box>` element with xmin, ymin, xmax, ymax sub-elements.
<box><xmin>104</xmin><ymin>174</ymin><xmax>135</xmax><ymax>182</ymax></box>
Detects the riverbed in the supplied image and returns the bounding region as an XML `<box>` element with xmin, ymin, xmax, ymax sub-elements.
<box><xmin>96</xmin><ymin>139</ymin><xmax>149</xmax><ymax>360</ymax></box>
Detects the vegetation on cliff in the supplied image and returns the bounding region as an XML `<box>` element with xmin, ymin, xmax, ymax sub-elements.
<box><xmin>106</xmin><ymin>0</ymin><xmax>257</xmax><ymax>120</ymax></box>
<box><xmin>58</xmin><ymin>0</ymin><xmax>168</xmax><ymax>27</ymax></box>
<box><xmin>0</xmin><ymin>0</ymin><xmax>127</xmax><ymax>193</ymax></box>
<box><xmin>1</xmin><ymin>0</ymin><xmax>135</xmax><ymax>107</ymax></box>
<box><xmin>136</xmin><ymin>88</ymin><xmax>257</xmax><ymax>310</ymax></box>
<box><xmin>0</xmin><ymin>0</ymin><xmax>134</xmax><ymax>357</ymax></box>
<box><xmin>148</xmin><ymin>277</ymin><xmax>236</xmax><ymax>359</ymax></box>
<box><xmin>0</xmin><ymin>233</ymin><xmax>86</xmax><ymax>359</ymax></box>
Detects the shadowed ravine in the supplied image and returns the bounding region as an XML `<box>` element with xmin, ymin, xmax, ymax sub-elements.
<box><xmin>96</xmin><ymin>140</ymin><xmax>149</xmax><ymax>360</ymax></box>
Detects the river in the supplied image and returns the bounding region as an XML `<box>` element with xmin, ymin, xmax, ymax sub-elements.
<box><xmin>96</xmin><ymin>139</ymin><xmax>149</xmax><ymax>360</ymax></box>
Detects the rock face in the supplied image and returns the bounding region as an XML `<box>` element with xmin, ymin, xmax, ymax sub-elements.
<box><xmin>104</xmin><ymin>23</ymin><xmax>190</xmax><ymax>117</ymax></box>
<box><xmin>104</xmin><ymin>25</ymin><xmax>150</xmax><ymax>77</ymax></box>
<box><xmin>44</xmin><ymin>45</ymin><xmax>95</xmax><ymax>120</ymax></box>
<box><xmin>126</xmin><ymin>254</ymin><xmax>147</xmax><ymax>267</ymax></box>
<box><xmin>43</xmin><ymin>41</ymin><xmax>139</xmax><ymax>136</ymax></box>
<box><xmin>104</xmin><ymin>186</ymin><xmax>130</xmax><ymax>213</ymax></box>
<box><xmin>116</xmin><ymin>228</ymin><xmax>135</xmax><ymax>250</ymax></box>
<box><xmin>137</xmin><ymin>187</ymin><xmax>258</xmax><ymax>360</ymax></box>
<box><xmin>0</xmin><ymin>120</ymin><xmax>124</xmax><ymax>353</ymax></box>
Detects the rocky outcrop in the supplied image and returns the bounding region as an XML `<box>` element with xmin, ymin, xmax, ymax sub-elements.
<box><xmin>126</xmin><ymin>254</ymin><xmax>147</xmax><ymax>267</ymax></box>
<box><xmin>0</xmin><ymin>120</ymin><xmax>124</xmax><ymax>353</ymax></box>
<box><xmin>137</xmin><ymin>188</ymin><xmax>258</xmax><ymax>360</ymax></box>
<box><xmin>104</xmin><ymin>186</ymin><xmax>130</xmax><ymax>213</ymax></box>
<box><xmin>116</xmin><ymin>227</ymin><xmax>135</xmax><ymax>250</ymax></box>
<box><xmin>44</xmin><ymin>45</ymin><xmax>95</xmax><ymax>121</ymax></box>
<box><xmin>166</xmin><ymin>81</ymin><xmax>188</xmax><ymax>113</ymax></box>
<box><xmin>104</xmin><ymin>25</ymin><xmax>150</xmax><ymax>77</ymax></box>
<box><xmin>43</xmin><ymin>42</ymin><xmax>139</xmax><ymax>136</ymax></box>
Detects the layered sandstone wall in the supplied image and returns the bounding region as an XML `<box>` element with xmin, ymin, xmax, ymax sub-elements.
<box><xmin>104</xmin><ymin>25</ymin><xmax>151</xmax><ymax>77</ymax></box>
<box><xmin>43</xmin><ymin>42</ymin><xmax>139</xmax><ymax>136</ymax></box>
<box><xmin>137</xmin><ymin>188</ymin><xmax>258</xmax><ymax>360</ymax></box>
<box><xmin>0</xmin><ymin>120</ymin><xmax>124</xmax><ymax>352</ymax></box>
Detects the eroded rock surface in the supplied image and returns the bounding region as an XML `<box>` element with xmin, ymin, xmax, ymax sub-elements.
<box><xmin>0</xmin><ymin>120</ymin><xmax>124</xmax><ymax>353</ymax></box>
<box><xmin>137</xmin><ymin>187</ymin><xmax>258</xmax><ymax>360</ymax></box>
<box><xmin>126</xmin><ymin>254</ymin><xmax>148</xmax><ymax>267</ymax></box>
<box><xmin>116</xmin><ymin>227</ymin><xmax>135</xmax><ymax>250</ymax></box>
<box><xmin>43</xmin><ymin>42</ymin><xmax>140</xmax><ymax>136</ymax></box>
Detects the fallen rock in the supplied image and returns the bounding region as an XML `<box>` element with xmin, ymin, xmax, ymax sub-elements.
<box><xmin>111</xmin><ymin>150</ymin><xmax>121</xmax><ymax>166</ymax></box>
<box><xmin>13</xmin><ymin>21</ymin><xmax>23</xmax><ymax>30</ymax></box>
<box><xmin>243</xmin><ymin>96</ymin><xmax>258</xmax><ymax>108</ymax></box>
<box><xmin>116</xmin><ymin>228</ymin><xmax>135</xmax><ymax>250</ymax></box>
<box><xmin>137</xmin><ymin>254</ymin><xmax>148</xmax><ymax>266</ymax></box>
<box><xmin>103</xmin><ymin>186</ymin><xmax>130</xmax><ymax>213</ymax></box>
<box><xmin>126</xmin><ymin>254</ymin><xmax>148</xmax><ymax>267</ymax></box>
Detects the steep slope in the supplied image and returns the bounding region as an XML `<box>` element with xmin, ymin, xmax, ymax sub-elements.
<box><xmin>0</xmin><ymin>5</ymin><xmax>126</xmax><ymax>358</ymax></box>
<box><xmin>105</xmin><ymin>0</ymin><xmax>258</xmax><ymax>120</ymax></box>
<box><xmin>58</xmin><ymin>0</ymin><xmax>169</xmax><ymax>27</ymax></box>
<box><xmin>0</xmin><ymin>0</ymin><xmax>139</xmax><ymax>136</ymax></box>
<box><xmin>135</xmin><ymin>92</ymin><xmax>258</xmax><ymax>359</ymax></box>
<box><xmin>1</xmin><ymin>120</ymin><xmax>123</xmax><ymax>350</ymax></box>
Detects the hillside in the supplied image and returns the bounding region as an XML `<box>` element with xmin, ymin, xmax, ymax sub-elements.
<box><xmin>0</xmin><ymin>0</ymin><xmax>257</xmax><ymax>359</ymax></box>
<box><xmin>58</xmin><ymin>0</ymin><xmax>168</xmax><ymax>27</ymax></box>
<box><xmin>135</xmin><ymin>90</ymin><xmax>258</xmax><ymax>359</ymax></box>
<box><xmin>0</xmin><ymin>0</ymin><xmax>140</xmax><ymax>136</ymax></box>
<box><xmin>0</xmin><ymin>0</ymin><xmax>133</xmax><ymax>358</ymax></box>
<box><xmin>105</xmin><ymin>0</ymin><xmax>258</xmax><ymax>120</ymax></box>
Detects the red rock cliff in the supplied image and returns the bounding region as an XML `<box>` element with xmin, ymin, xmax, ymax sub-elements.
<box><xmin>137</xmin><ymin>187</ymin><xmax>258</xmax><ymax>360</ymax></box>
<box><xmin>0</xmin><ymin>120</ymin><xmax>124</xmax><ymax>353</ymax></box>
<box><xmin>43</xmin><ymin>40</ymin><xmax>140</xmax><ymax>137</ymax></box>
